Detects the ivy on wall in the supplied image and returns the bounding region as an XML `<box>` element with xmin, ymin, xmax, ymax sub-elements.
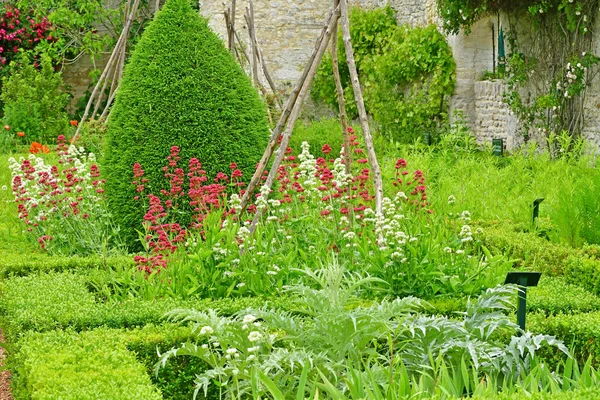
<box><xmin>436</xmin><ymin>0</ymin><xmax>600</xmax><ymax>144</ymax></box>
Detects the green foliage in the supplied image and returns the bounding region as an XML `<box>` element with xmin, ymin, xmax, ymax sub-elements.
<box><xmin>312</xmin><ymin>6</ymin><xmax>455</xmax><ymax>143</ymax></box>
<box><xmin>436</xmin><ymin>0</ymin><xmax>597</xmax><ymax>35</ymax></box>
<box><xmin>529</xmin><ymin>311</ymin><xmax>600</xmax><ymax>367</ymax></box>
<box><xmin>290</xmin><ymin>118</ymin><xmax>348</xmax><ymax>159</ymax></box>
<box><xmin>528</xmin><ymin>277</ymin><xmax>600</xmax><ymax>315</ymax></box>
<box><xmin>0</xmin><ymin>270</ymin><xmax>294</xmax><ymax>343</ymax></box>
<box><xmin>563</xmin><ymin>256</ymin><xmax>600</xmax><ymax>296</ymax></box>
<box><xmin>105</xmin><ymin>0</ymin><xmax>269</xmax><ymax>248</ymax></box>
<box><xmin>312</xmin><ymin>5</ymin><xmax>398</xmax><ymax>119</ymax></box>
<box><xmin>1</xmin><ymin>55</ymin><xmax>69</xmax><ymax>146</ymax></box>
<box><xmin>364</xmin><ymin>24</ymin><xmax>455</xmax><ymax>143</ymax></box>
<box><xmin>0</xmin><ymin>253</ymin><xmax>133</xmax><ymax>278</ymax></box>
<box><xmin>12</xmin><ymin>328</ymin><xmax>162</xmax><ymax>400</ymax></box>
<box><xmin>159</xmin><ymin>267</ymin><xmax>566</xmax><ymax>398</ymax></box>
<box><xmin>481</xmin><ymin>222</ymin><xmax>575</xmax><ymax>274</ymax></box>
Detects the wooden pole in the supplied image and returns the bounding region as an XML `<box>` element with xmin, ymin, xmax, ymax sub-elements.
<box><xmin>238</xmin><ymin>7</ymin><xmax>338</xmax><ymax>215</ymax></box>
<box><xmin>339</xmin><ymin>0</ymin><xmax>383</xmax><ymax>217</ymax></box>
<box><xmin>228</xmin><ymin>0</ymin><xmax>236</xmax><ymax>53</ymax></box>
<box><xmin>246</xmin><ymin>1</ymin><xmax>259</xmax><ymax>89</ymax></box>
<box><xmin>246</xmin><ymin>6</ymin><xmax>341</xmax><ymax>236</ymax></box>
<box><xmin>331</xmin><ymin>0</ymin><xmax>351</xmax><ymax>174</ymax></box>
<box><xmin>73</xmin><ymin>0</ymin><xmax>141</xmax><ymax>142</ymax></box>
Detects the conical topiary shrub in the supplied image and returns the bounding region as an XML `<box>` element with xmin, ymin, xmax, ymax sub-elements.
<box><xmin>105</xmin><ymin>0</ymin><xmax>269</xmax><ymax>248</ymax></box>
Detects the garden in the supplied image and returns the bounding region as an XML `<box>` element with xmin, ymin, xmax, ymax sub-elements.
<box><xmin>2</xmin><ymin>0</ymin><xmax>600</xmax><ymax>399</ymax></box>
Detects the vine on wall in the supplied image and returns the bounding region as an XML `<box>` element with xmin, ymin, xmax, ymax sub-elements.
<box><xmin>437</xmin><ymin>0</ymin><xmax>600</xmax><ymax>144</ymax></box>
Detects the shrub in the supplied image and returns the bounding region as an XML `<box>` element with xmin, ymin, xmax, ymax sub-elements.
<box><xmin>1</xmin><ymin>55</ymin><xmax>69</xmax><ymax>146</ymax></box>
<box><xmin>105</xmin><ymin>0</ymin><xmax>269</xmax><ymax>248</ymax></box>
<box><xmin>312</xmin><ymin>6</ymin><xmax>455</xmax><ymax>143</ymax></box>
<box><xmin>528</xmin><ymin>277</ymin><xmax>600</xmax><ymax>315</ymax></box>
<box><xmin>0</xmin><ymin>269</ymin><xmax>294</xmax><ymax>343</ymax></box>
<box><xmin>0</xmin><ymin>253</ymin><xmax>133</xmax><ymax>278</ymax></box>
<box><xmin>12</xmin><ymin>328</ymin><xmax>162</xmax><ymax>400</ymax></box>
<box><xmin>529</xmin><ymin>311</ymin><xmax>600</xmax><ymax>367</ymax></box>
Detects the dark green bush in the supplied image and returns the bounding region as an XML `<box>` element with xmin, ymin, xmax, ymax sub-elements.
<box><xmin>12</xmin><ymin>328</ymin><xmax>162</xmax><ymax>400</ymax></box>
<box><xmin>105</xmin><ymin>0</ymin><xmax>269</xmax><ymax>247</ymax></box>
<box><xmin>1</xmin><ymin>54</ymin><xmax>70</xmax><ymax>146</ymax></box>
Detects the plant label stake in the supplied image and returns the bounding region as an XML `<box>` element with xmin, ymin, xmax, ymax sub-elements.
<box><xmin>533</xmin><ymin>198</ymin><xmax>545</xmax><ymax>224</ymax></box>
<box><xmin>492</xmin><ymin>138</ymin><xmax>504</xmax><ymax>156</ymax></box>
<box><xmin>504</xmin><ymin>272</ymin><xmax>542</xmax><ymax>332</ymax></box>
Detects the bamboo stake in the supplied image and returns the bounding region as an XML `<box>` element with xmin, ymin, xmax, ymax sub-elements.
<box><xmin>246</xmin><ymin>1</ymin><xmax>259</xmax><ymax>88</ymax></box>
<box><xmin>331</xmin><ymin>0</ymin><xmax>351</xmax><ymax>175</ymax></box>
<box><xmin>228</xmin><ymin>0</ymin><xmax>236</xmax><ymax>53</ymax></box>
<box><xmin>73</xmin><ymin>0</ymin><xmax>141</xmax><ymax>142</ymax></box>
<box><xmin>238</xmin><ymin>7</ymin><xmax>338</xmax><ymax>215</ymax></box>
<box><xmin>246</xmin><ymin>7</ymin><xmax>341</xmax><ymax>236</ymax></box>
<box><xmin>339</xmin><ymin>0</ymin><xmax>383</xmax><ymax>217</ymax></box>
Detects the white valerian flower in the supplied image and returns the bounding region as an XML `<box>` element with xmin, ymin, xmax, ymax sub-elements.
<box><xmin>212</xmin><ymin>342</ymin><xmax>220</xmax><ymax>347</ymax></box>
<box><xmin>444</xmin><ymin>247</ymin><xmax>453</xmax><ymax>253</ymax></box>
<box><xmin>247</xmin><ymin>354</ymin><xmax>256</xmax><ymax>361</ymax></box>
<box><xmin>447</xmin><ymin>194</ymin><xmax>456</xmax><ymax>205</ymax></box>
<box><xmin>1</xmin><ymin>185</ymin><xmax>7</xmax><ymax>191</ymax></box>
<box><xmin>236</xmin><ymin>282</ymin><xmax>246</xmax><ymax>288</ymax></box>
<box><xmin>248</xmin><ymin>331</ymin><xmax>262</xmax><ymax>342</ymax></box>
<box><xmin>199</xmin><ymin>326</ymin><xmax>214</xmax><ymax>335</ymax></box>
<box><xmin>267</xmin><ymin>270</ymin><xmax>277</xmax><ymax>275</ymax></box>
<box><xmin>243</xmin><ymin>315</ymin><xmax>257</xmax><ymax>324</ymax></box>
<box><xmin>201</xmin><ymin>344</ymin><xmax>209</xmax><ymax>349</ymax></box>
<box><xmin>247</xmin><ymin>346</ymin><xmax>260</xmax><ymax>353</ymax></box>
<box><xmin>226</xmin><ymin>348</ymin><xmax>238</xmax><ymax>355</ymax></box>
<box><xmin>456</xmin><ymin>249</ymin><xmax>465</xmax><ymax>255</ymax></box>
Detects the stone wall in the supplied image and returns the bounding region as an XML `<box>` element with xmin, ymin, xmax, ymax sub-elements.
<box><xmin>473</xmin><ymin>80</ymin><xmax>520</xmax><ymax>150</ymax></box>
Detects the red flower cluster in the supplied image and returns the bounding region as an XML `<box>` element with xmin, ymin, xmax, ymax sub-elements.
<box><xmin>133</xmin><ymin>147</ymin><xmax>244</xmax><ymax>273</ymax></box>
<box><xmin>0</xmin><ymin>5</ymin><xmax>56</xmax><ymax>68</ymax></box>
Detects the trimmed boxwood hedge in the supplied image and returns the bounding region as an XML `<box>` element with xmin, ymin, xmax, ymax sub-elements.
<box><xmin>12</xmin><ymin>328</ymin><xmax>163</xmax><ymax>400</ymax></box>
<box><xmin>0</xmin><ymin>270</ymin><xmax>290</xmax><ymax>343</ymax></box>
<box><xmin>105</xmin><ymin>0</ymin><xmax>269</xmax><ymax>247</ymax></box>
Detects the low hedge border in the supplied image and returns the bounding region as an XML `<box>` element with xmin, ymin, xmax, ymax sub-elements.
<box><xmin>0</xmin><ymin>253</ymin><xmax>134</xmax><ymax>278</ymax></box>
<box><xmin>529</xmin><ymin>311</ymin><xmax>600</xmax><ymax>367</ymax></box>
<box><xmin>0</xmin><ymin>270</ymin><xmax>291</xmax><ymax>344</ymax></box>
<box><xmin>12</xmin><ymin>327</ymin><xmax>164</xmax><ymax>400</ymax></box>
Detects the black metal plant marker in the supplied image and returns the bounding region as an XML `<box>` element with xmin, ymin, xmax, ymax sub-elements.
<box><xmin>504</xmin><ymin>271</ymin><xmax>542</xmax><ymax>332</ymax></box>
<box><xmin>533</xmin><ymin>198</ymin><xmax>545</xmax><ymax>224</ymax></box>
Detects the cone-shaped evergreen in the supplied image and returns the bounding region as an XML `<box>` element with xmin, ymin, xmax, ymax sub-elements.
<box><xmin>105</xmin><ymin>0</ymin><xmax>269</xmax><ymax>247</ymax></box>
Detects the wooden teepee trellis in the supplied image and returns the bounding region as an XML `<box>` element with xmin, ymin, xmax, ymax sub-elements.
<box><xmin>72</xmin><ymin>0</ymin><xmax>383</xmax><ymax>232</ymax></box>
<box><xmin>237</xmin><ymin>0</ymin><xmax>384</xmax><ymax>237</ymax></box>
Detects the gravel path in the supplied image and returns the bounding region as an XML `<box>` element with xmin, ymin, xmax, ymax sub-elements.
<box><xmin>0</xmin><ymin>329</ymin><xmax>12</xmax><ymax>400</ymax></box>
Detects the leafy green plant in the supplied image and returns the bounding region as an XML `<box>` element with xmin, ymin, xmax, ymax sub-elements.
<box><xmin>1</xmin><ymin>55</ymin><xmax>69</xmax><ymax>146</ymax></box>
<box><xmin>158</xmin><ymin>263</ymin><xmax>567</xmax><ymax>398</ymax></box>
<box><xmin>312</xmin><ymin>6</ymin><xmax>455</xmax><ymax>143</ymax></box>
<box><xmin>104</xmin><ymin>0</ymin><xmax>269</xmax><ymax>249</ymax></box>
